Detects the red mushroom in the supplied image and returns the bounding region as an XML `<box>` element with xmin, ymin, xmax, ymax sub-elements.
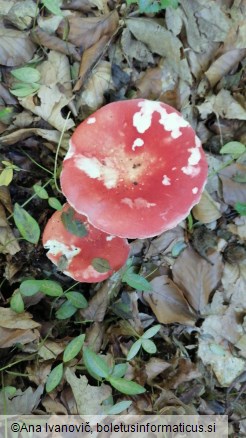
<box><xmin>42</xmin><ymin>203</ymin><xmax>130</xmax><ymax>283</ymax></box>
<box><xmin>61</xmin><ymin>99</ymin><xmax>208</xmax><ymax>238</ymax></box>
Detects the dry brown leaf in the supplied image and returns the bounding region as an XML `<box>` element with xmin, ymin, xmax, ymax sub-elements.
<box><xmin>143</xmin><ymin>275</ymin><xmax>197</xmax><ymax>325</ymax></box>
<box><xmin>30</xmin><ymin>27</ymin><xmax>81</xmax><ymax>62</ymax></box>
<box><xmin>222</xmin><ymin>263</ymin><xmax>246</xmax><ymax>311</ymax></box>
<box><xmin>19</xmin><ymin>51</ymin><xmax>74</xmax><ymax>131</ymax></box>
<box><xmin>38</xmin><ymin>340</ymin><xmax>65</xmax><ymax>360</ymax></box>
<box><xmin>0</xmin><ymin>127</ymin><xmax>69</xmax><ymax>150</ymax></box>
<box><xmin>0</xmin><ymin>186</ymin><xmax>13</xmax><ymax>213</ymax></box>
<box><xmin>0</xmin><ymin>204</ymin><xmax>20</xmax><ymax>255</ymax></box>
<box><xmin>204</xmin><ymin>49</ymin><xmax>246</xmax><ymax>87</ymax></box>
<box><xmin>6</xmin><ymin>0</ymin><xmax>37</xmax><ymax>31</ymax></box>
<box><xmin>219</xmin><ymin>163</ymin><xmax>246</xmax><ymax>206</ymax></box>
<box><xmin>146</xmin><ymin>226</ymin><xmax>184</xmax><ymax>259</ymax></box>
<box><xmin>0</xmin><ymin>386</ymin><xmax>43</xmax><ymax>414</ymax></box>
<box><xmin>145</xmin><ymin>357</ymin><xmax>171</xmax><ymax>385</ymax></box>
<box><xmin>172</xmin><ymin>247</ymin><xmax>223</xmax><ymax>313</ymax></box>
<box><xmin>126</xmin><ymin>18</ymin><xmax>192</xmax><ymax>84</ymax></box>
<box><xmin>167</xmin><ymin>358</ymin><xmax>201</xmax><ymax>389</ymax></box>
<box><xmin>79</xmin><ymin>61</ymin><xmax>112</xmax><ymax>111</ymax></box>
<box><xmin>0</xmin><ymin>326</ymin><xmax>39</xmax><ymax>348</ymax></box>
<box><xmin>136</xmin><ymin>63</ymin><xmax>178</xmax><ymax>105</ymax></box>
<box><xmin>80</xmin><ymin>283</ymin><xmax>109</xmax><ymax>322</ymax></box>
<box><xmin>227</xmin><ymin>216</ymin><xmax>246</xmax><ymax>240</ymax></box>
<box><xmin>121</xmin><ymin>28</ymin><xmax>154</xmax><ymax>65</ymax></box>
<box><xmin>192</xmin><ymin>189</ymin><xmax>221</xmax><ymax>223</ymax></box>
<box><xmin>65</xmin><ymin>368</ymin><xmax>111</xmax><ymax>415</ymax></box>
<box><xmin>0</xmin><ymin>307</ymin><xmax>40</xmax><ymax>330</ymax></box>
<box><xmin>198</xmin><ymin>89</ymin><xmax>246</xmax><ymax>120</ymax></box>
<box><xmin>57</xmin><ymin>11</ymin><xmax>119</xmax><ymax>51</ymax></box>
<box><xmin>0</xmin><ymin>26</ymin><xmax>36</xmax><ymax>66</ymax></box>
<box><xmin>26</xmin><ymin>362</ymin><xmax>52</xmax><ymax>387</ymax></box>
<box><xmin>74</xmin><ymin>36</ymin><xmax>109</xmax><ymax>92</ymax></box>
<box><xmin>42</xmin><ymin>395</ymin><xmax>68</xmax><ymax>414</ymax></box>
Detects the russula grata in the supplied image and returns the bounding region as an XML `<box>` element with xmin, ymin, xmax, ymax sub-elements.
<box><xmin>43</xmin><ymin>203</ymin><xmax>130</xmax><ymax>282</ymax></box>
<box><xmin>61</xmin><ymin>99</ymin><xmax>208</xmax><ymax>238</ymax></box>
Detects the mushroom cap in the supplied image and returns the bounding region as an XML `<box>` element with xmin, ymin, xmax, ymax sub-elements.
<box><xmin>42</xmin><ymin>203</ymin><xmax>130</xmax><ymax>283</ymax></box>
<box><xmin>61</xmin><ymin>99</ymin><xmax>208</xmax><ymax>238</ymax></box>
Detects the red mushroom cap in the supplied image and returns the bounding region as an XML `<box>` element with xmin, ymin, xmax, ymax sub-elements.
<box><xmin>42</xmin><ymin>203</ymin><xmax>130</xmax><ymax>283</ymax></box>
<box><xmin>61</xmin><ymin>99</ymin><xmax>208</xmax><ymax>238</ymax></box>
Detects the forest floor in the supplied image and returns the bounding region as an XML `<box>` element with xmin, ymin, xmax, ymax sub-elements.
<box><xmin>0</xmin><ymin>1</ymin><xmax>246</xmax><ymax>436</ymax></box>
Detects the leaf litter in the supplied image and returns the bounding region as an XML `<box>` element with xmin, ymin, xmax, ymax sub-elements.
<box><xmin>0</xmin><ymin>0</ymin><xmax>245</xmax><ymax>432</ymax></box>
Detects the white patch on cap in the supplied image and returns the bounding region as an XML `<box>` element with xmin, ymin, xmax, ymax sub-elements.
<box><xmin>188</xmin><ymin>147</ymin><xmax>201</xmax><ymax>165</ymax></box>
<box><xmin>44</xmin><ymin>240</ymin><xmax>80</xmax><ymax>264</ymax></box>
<box><xmin>76</xmin><ymin>156</ymin><xmax>119</xmax><ymax>189</ymax></box>
<box><xmin>195</xmin><ymin>135</ymin><xmax>201</xmax><ymax>147</ymax></box>
<box><xmin>82</xmin><ymin>265</ymin><xmax>107</xmax><ymax>279</ymax></box>
<box><xmin>133</xmin><ymin>100</ymin><xmax>189</xmax><ymax>139</ymax></box>
<box><xmin>106</xmin><ymin>235</ymin><xmax>115</xmax><ymax>241</ymax></box>
<box><xmin>192</xmin><ymin>187</ymin><xmax>198</xmax><ymax>194</ymax></box>
<box><xmin>181</xmin><ymin>166</ymin><xmax>200</xmax><ymax>177</ymax></box>
<box><xmin>132</xmin><ymin>138</ymin><xmax>144</xmax><ymax>151</ymax></box>
<box><xmin>87</xmin><ymin>117</ymin><xmax>96</xmax><ymax>124</ymax></box>
<box><xmin>162</xmin><ymin>175</ymin><xmax>171</xmax><ymax>185</ymax></box>
<box><xmin>121</xmin><ymin>197</ymin><xmax>156</xmax><ymax>209</ymax></box>
<box><xmin>64</xmin><ymin>140</ymin><xmax>76</xmax><ymax>160</ymax></box>
<box><xmin>172</xmin><ymin>167</ymin><xmax>177</xmax><ymax>170</ymax></box>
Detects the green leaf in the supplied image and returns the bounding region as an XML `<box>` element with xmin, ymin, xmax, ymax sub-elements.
<box><xmin>10</xmin><ymin>291</ymin><xmax>24</xmax><ymax>313</ymax></box>
<box><xmin>126</xmin><ymin>339</ymin><xmax>142</xmax><ymax>361</ymax></box>
<box><xmin>122</xmin><ymin>271</ymin><xmax>152</xmax><ymax>291</ymax></box>
<box><xmin>39</xmin><ymin>280</ymin><xmax>63</xmax><ymax>297</ymax></box>
<box><xmin>141</xmin><ymin>339</ymin><xmax>157</xmax><ymax>354</ymax></box>
<box><xmin>33</xmin><ymin>184</ymin><xmax>49</xmax><ymax>199</ymax></box>
<box><xmin>110</xmin><ymin>363</ymin><xmax>128</xmax><ymax>378</ymax></box>
<box><xmin>20</xmin><ymin>279</ymin><xmax>41</xmax><ymax>296</ymax></box>
<box><xmin>232</xmin><ymin>173</ymin><xmax>246</xmax><ymax>183</ymax></box>
<box><xmin>56</xmin><ymin>301</ymin><xmax>77</xmax><ymax>319</ymax></box>
<box><xmin>220</xmin><ymin>141</ymin><xmax>246</xmax><ymax>158</ymax></box>
<box><xmin>104</xmin><ymin>400</ymin><xmax>132</xmax><ymax>415</ymax></box>
<box><xmin>10</xmin><ymin>83</ymin><xmax>40</xmax><ymax>97</ymax></box>
<box><xmin>108</xmin><ymin>377</ymin><xmax>146</xmax><ymax>395</ymax></box>
<box><xmin>46</xmin><ymin>363</ymin><xmax>63</xmax><ymax>392</ymax></box>
<box><xmin>92</xmin><ymin>257</ymin><xmax>111</xmax><ymax>273</ymax></box>
<box><xmin>13</xmin><ymin>203</ymin><xmax>40</xmax><ymax>244</ymax></box>
<box><xmin>11</xmin><ymin>67</ymin><xmax>41</xmax><ymax>83</ymax></box>
<box><xmin>0</xmin><ymin>107</ymin><xmax>14</xmax><ymax>124</ymax></box>
<box><xmin>0</xmin><ymin>168</ymin><xmax>13</xmax><ymax>186</ymax></box>
<box><xmin>48</xmin><ymin>197</ymin><xmax>63</xmax><ymax>210</ymax></box>
<box><xmin>61</xmin><ymin>207</ymin><xmax>88</xmax><ymax>237</ymax></box>
<box><xmin>63</xmin><ymin>334</ymin><xmax>85</xmax><ymax>363</ymax></box>
<box><xmin>235</xmin><ymin>202</ymin><xmax>246</xmax><ymax>216</ymax></box>
<box><xmin>41</xmin><ymin>0</ymin><xmax>64</xmax><ymax>16</ymax></box>
<box><xmin>142</xmin><ymin>324</ymin><xmax>161</xmax><ymax>339</ymax></box>
<box><xmin>171</xmin><ymin>241</ymin><xmax>187</xmax><ymax>257</ymax></box>
<box><xmin>83</xmin><ymin>347</ymin><xmax>110</xmax><ymax>379</ymax></box>
<box><xmin>65</xmin><ymin>291</ymin><xmax>88</xmax><ymax>309</ymax></box>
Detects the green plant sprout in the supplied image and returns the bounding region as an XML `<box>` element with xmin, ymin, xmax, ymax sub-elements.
<box><xmin>0</xmin><ymin>160</ymin><xmax>21</xmax><ymax>186</ymax></box>
<box><xmin>126</xmin><ymin>0</ymin><xmax>179</xmax><ymax>13</ymax></box>
<box><xmin>127</xmin><ymin>324</ymin><xmax>161</xmax><ymax>360</ymax></box>
<box><xmin>10</xmin><ymin>67</ymin><xmax>41</xmax><ymax>97</ymax></box>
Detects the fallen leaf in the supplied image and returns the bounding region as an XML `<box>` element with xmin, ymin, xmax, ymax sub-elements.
<box><xmin>0</xmin><ymin>326</ymin><xmax>39</xmax><ymax>348</ymax></box>
<box><xmin>79</xmin><ymin>61</ymin><xmax>113</xmax><ymax>111</ymax></box>
<box><xmin>0</xmin><ymin>307</ymin><xmax>40</xmax><ymax>330</ymax></box>
<box><xmin>126</xmin><ymin>18</ymin><xmax>192</xmax><ymax>83</ymax></box>
<box><xmin>192</xmin><ymin>189</ymin><xmax>221</xmax><ymax>223</ymax></box>
<box><xmin>0</xmin><ymin>386</ymin><xmax>43</xmax><ymax>414</ymax></box>
<box><xmin>7</xmin><ymin>0</ymin><xmax>37</xmax><ymax>31</ymax></box>
<box><xmin>80</xmin><ymin>282</ymin><xmax>109</xmax><ymax>322</ymax></box>
<box><xmin>227</xmin><ymin>216</ymin><xmax>246</xmax><ymax>240</ymax></box>
<box><xmin>65</xmin><ymin>368</ymin><xmax>111</xmax><ymax>414</ymax></box>
<box><xmin>197</xmin><ymin>89</ymin><xmax>246</xmax><ymax>120</ymax></box>
<box><xmin>204</xmin><ymin>49</ymin><xmax>246</xmax><ymax>88</ymax></box>
<box><xmin>19</xmin><ymin>51</ymin><xmax>74</xmax><ymax>131</ymax></box>
<box><xmin>0</xmin><ymin>204</ymin><xmax>20</xmax><ymax>255</ymax></box>
<box><xmin>57</xmin><ymin>11</ymin><xmax>119</xmax><ymax>51</ymax></box>
<box><xmin>121</xmin><ymin>28</ymin><xmax>154</xmax><ymax>65</ymax></box>
<box><xmin>0</xmin><ymin>26</ymin><xmax>36</xmax><ymax>66</ymax></box>
<box><xmin>219</xmin><ymin>163</ymin><xmax>246</xmax><ymax>206</ymax></box>
<box><xmin>143</xmin><ymin>275</ymin><xmax>197</xmax><ymax>325</ymax></box>
<box><xmin>172</xmin><ymin>247</ymin><xmax>223</xmax><ymax>313</ymax></box>
<box><xmin>145</xmin><ymin>357</ymin><xmax>171</xmax><ymax>385</ymax></box>
<box><xmin>30</xmin><ymin>27</ymin><xmax>81</xmax><ymax>62</ymax></box>
<box><xmin>0</xmin><ymin>127</ymin><xmax>69</xmax><ymax>150</ymax></box>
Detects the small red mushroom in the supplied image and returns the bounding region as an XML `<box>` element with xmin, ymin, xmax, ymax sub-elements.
<box><xmin>42</xmin><ymin>203</ymin><xmax>130</xmax><ymax>283</ymax></box>
<box><xmin>61</xmin><ymin>99</ymin><xmax>208</xmax><ymax>238</ymax></box>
